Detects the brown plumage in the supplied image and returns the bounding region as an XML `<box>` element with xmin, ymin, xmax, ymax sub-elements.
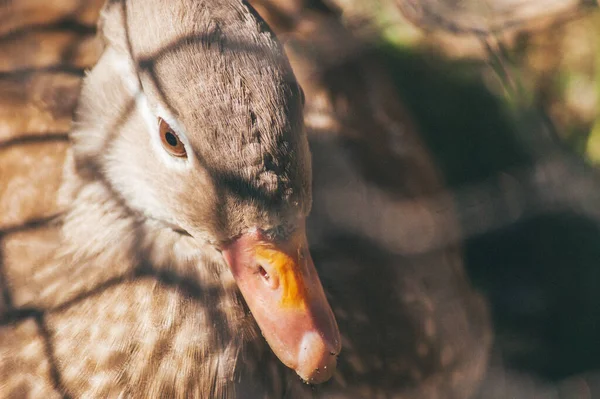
<box><xmin>0</xmin><ymin>0</ymin><xmax>491</xmax><ymax>398</ymax></box>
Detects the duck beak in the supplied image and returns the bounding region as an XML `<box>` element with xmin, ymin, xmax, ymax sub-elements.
<box><xmin>222</xmin><ymin>225</ymin><xmax>341</xmax><ymax>383</ymax></box>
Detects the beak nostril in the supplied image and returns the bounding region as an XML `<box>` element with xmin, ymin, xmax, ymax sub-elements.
<box><xmin>254</xmin><ymin>263</ymin><xmax>279</xmax><ymax>290</ymax></box>
<box><xmin>258</xmin><ymin>265</ymin><xmax>269</xmax><ymax>281</ymax></box>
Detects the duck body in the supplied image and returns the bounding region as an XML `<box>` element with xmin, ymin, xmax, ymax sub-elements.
<box><xmin>0</xmin><ymin>0</ymin><xmax>491</xmax><ymax>398</ymax></box>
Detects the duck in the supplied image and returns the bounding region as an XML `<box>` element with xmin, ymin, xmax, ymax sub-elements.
<box><xmin>0</xmin><ymin>0</ymin><xmax>492</xmax><ymax>397</ymax></box>
<box><xmin>1</xmin><ymin>0</ymin><xmax>340</xmax><ymax>396</ymax></box>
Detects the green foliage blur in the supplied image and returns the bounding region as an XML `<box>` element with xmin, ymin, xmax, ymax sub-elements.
<box><xmin>344</xmin><ymin>0</ymin><xmax>600</xmax><ymax>383</ymax></box>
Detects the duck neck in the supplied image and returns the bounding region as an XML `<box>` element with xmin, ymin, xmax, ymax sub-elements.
<box><xmin>11</xmin><ymin>151</ymin><xmax>286</xmax><ymax>396</ymax></box>
<box><xmin>52</xmin><ymin>149</ymin><xmax>239</xmax><ymax>303</ymax></box>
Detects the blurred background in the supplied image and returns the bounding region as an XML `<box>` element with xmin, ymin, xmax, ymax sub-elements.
<box><xmin>2</xmin><ymin>0</ymin><xmax>600</xmax><ymax>397</ymax></box>
<box><xmin>336</xmin><ymin>0</ymin><xmax>600</xmax><ymax>396</ymax></box>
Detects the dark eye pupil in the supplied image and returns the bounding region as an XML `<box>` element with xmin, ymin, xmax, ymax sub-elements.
<box><xmin>165</xmin><ymin>132</ymin><xmax>178</xmax><ymax>146</ymax></box>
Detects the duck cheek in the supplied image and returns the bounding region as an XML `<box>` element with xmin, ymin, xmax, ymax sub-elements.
<box><xmin>222</xmin><ymin>232</ymin><xmax>341</xmax><ymax>384</ymax></box>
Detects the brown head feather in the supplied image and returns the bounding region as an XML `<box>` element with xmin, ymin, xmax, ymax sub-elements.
<box><xmin>75</xmin><ymin>0</ymin><xmax>310</xmax><ymax>243</ymax></box>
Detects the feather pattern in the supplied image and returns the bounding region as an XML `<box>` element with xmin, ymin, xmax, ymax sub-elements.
<box><xmin>0</xmin><ymin>0</ymin><xmax>491</xmax><ymax>398</ymax></box>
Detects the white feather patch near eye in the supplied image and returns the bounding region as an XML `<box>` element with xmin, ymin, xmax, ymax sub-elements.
<box><xmin>112</xmin><ymin>54</ymin><xmax>140</xmax><ymax>95</ymax></box>
<box><xmin>109</xmin><ymin>51</ymin><xmax>194</xmax><ymax>170</ymax></box>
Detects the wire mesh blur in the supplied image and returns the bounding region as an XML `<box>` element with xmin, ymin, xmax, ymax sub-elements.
<box><xmin>365</xmin><ymin>0</ymin><xmax>600</xmax><ymax>397</ymax></box>
<box><xmin>2</xmin><ymin>0</ymin><xmax>600</xmax><ymax>397</ymax></box>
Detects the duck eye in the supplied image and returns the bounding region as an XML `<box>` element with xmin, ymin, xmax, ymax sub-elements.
<box><xmin>158</xmin><ymin>117</ymin><xmax>186</xmax><ymax>157</ymax></box>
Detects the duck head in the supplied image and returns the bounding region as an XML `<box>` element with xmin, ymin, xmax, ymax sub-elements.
<box><xmin>70</xmin><ymin>0</ymin><xmax>340</xmax><ymax>384</ymax></box>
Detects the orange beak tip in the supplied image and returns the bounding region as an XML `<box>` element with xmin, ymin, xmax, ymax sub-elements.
<box><xmin>222</xmin><ymin>227</ymin><xmax>341</xmax><ymax>384</ymax></box>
